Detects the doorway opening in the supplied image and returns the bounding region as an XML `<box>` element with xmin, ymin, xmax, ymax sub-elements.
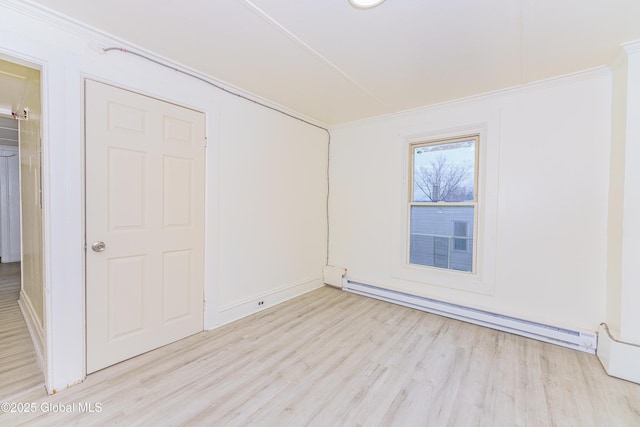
<box><xmin>0</xmin><ymin>55</ymin><xmax>45</xmax><ymax>399</ymax></box>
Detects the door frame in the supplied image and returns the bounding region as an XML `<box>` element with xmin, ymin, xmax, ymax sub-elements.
<box><xmin>0</xmin><ymin>51</ymin><xmax>48</xmax><ymax>390</ymax></box>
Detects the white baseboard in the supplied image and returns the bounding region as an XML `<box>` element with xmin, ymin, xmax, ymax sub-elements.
<box><xmin>3</xmin><ymin>251</ymin><xmax>21</xmax><ymax>263</ymax></box>
<box><xmin>18</xmin><ymin>291</ymin><xmax>45</xmax><ymax>371</ymax></box>
<box><xmin>213</xmin><ymin>276</ymin><xmax>323</xmax><ymax>328</ymax></box>
<box><xmin>597</xmin><ymin>323</ymin><xmax>640</xmax><ymax>384</ymax></box>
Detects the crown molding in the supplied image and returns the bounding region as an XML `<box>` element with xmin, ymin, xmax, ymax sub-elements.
<box><xmin>1</xmin><ymin>0</ymin><xmax>109</xmax><ymax>43</ymax></box>
<box><xmin>622</xmin><ymin>40</ymin><xmax>640</xmax><ymax>55</ymax></box>
<box><xmin>0</xmin><ymin>0</ymin><xmax>328</xmax><ymax>130</ymax></box>
<box><xmin>330</xmin><ymin>66</ymin><xmax>610</xmax><ymax>129</ymax></box>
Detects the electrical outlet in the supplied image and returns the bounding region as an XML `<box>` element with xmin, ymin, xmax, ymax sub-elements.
<box><xmin>258</xmin><ymin>300</ymin><xmax>264</xmax><ymax>306</ymax></box>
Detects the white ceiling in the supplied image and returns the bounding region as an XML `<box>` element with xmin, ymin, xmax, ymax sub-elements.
<box><xmin>24</xmin><ymin>0</ymin><xmax>640</xmax><ymax>124</ymax></box>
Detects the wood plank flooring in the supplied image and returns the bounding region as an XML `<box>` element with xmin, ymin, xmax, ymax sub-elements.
<box><xmin>2</xmin><ymin>286</ymin><xmax>639</xmax><ymax>426</ymax></box>
<box><xmin>0</xmin><ymin>262</ymin><xmax>45</xmax><ymax>400</ymax></box>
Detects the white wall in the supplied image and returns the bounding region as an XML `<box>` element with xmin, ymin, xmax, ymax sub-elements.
<box><xmin>216</xmin><ymin>100</ymin><xmax>328</xmax><ymax>324</ymax></box>
<box><xmin>329</xmin><ymin>69</ymin><xmax>611</xmax><ymax>332</ymax></box>
<box><xmin>0</xmin><ymin>1</ymin><xmax>327</xmax><ymax>392</ymax></box>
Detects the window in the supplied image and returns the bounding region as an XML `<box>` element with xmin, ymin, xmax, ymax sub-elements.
<box><xmin>452</xmin><ymin>221</ymin><xmax>469</xmax><ymax>251</ymax></box>
<box><xmin>409</xmin><ymin>135</ymin><xmax>478</xmax><ymax>272</ymax></box>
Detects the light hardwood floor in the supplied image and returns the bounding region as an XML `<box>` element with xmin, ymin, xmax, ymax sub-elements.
<box><xmin>0</xmin><ymin>262</ymin><xmax>45</xmax><ymax>401</ymax></box>
<box><xmin>2</xmin><ymin>286</ymin><xmax>639</xmax><ymax>426</ymax></box>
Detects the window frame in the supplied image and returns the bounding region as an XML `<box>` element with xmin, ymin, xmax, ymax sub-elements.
<box><xmin>408</xmin><ymin>134</ymin><xmax>480</xmax><ymax>273</ymax></box>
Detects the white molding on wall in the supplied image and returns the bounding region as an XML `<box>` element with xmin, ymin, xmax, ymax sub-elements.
<box><xmin>18</xmin><ymin>290</ymin><xmax>45</xmax><ymax>373</ymax></box>
<box><xmin>215</xmin><ymin>276</ymin><xmax>323</xmax><ymax>327</ymax></box>
<box><xmin>597</xmin><ymin>323</ymin><xmax>640</xmax><ymax>384</ymax></box>
<box><xmin>0</xmin><ymin>0</ymin><xmax>326</xmax><ymax>130</ymax></box>
<box><xmin>622</xmin><ymin>39</ymin><xmax>640</xmax><ymax>55</ymax></box>
<box><xmin>330</xmin><ymin>66</ymin><xmax>610</xmax><ymax>130</ymax></box>
<box><xmin>391</xmin><ymin>114</ymin><xmax>501</xmax><ymax>296</ymax></box>
<box><xmin>6</xmin><ymin>250</ymin><xmax>19</xmax><ymax>262</ymax></box>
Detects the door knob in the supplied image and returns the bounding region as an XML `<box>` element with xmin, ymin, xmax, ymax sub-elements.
<box><xmin>91</xmin><ymin>241</ymin><xmax>106</xmax><ymax>252</ymax></box>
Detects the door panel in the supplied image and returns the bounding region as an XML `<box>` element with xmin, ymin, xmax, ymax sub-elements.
<box><xmin>163</xmin><ymin>155</ymin><xmax>193</xmax><ymax>227</ymax></box>
<box><xmin>108</xmin><ymin>147</ymin><xmax>146</xmax><ymax>230</ymax></box>
<box><xmin>162</xmin><ymin>250</ymin><xmax>193</xmax><ymax>323</ymax></box>
<box><xmin>86</xmin><ymin>80</ymin><xmax>205</xmax><ymax>373</ymax></box>
<box><xmin>108</xmin><ymin>256</ymin><xmax>145</xmax><ymax>340</ymax></box>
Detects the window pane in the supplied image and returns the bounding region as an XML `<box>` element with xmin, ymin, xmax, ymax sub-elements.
<box><xmin>413</xmin><ymin>140</ymin><xmax>475</xmax><ymax>202</ymax></box>
<box><xmin>453</xmin><ymin>221</ymin><xmax>468</xmax><ymax>251</ymax></box>
<box><xmin>453</xmin><ymin>237</ymin><xmax>467</xmax><ymax>251</ymax></box>
<box><xmin>409</xmin><ymin>206</ymin><xmax>474</xmax><ymax>272</ymax></box>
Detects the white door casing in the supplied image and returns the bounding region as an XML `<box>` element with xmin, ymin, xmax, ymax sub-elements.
<box><xmin>85</xmin><ymin>80</ymin><xmax>205</xmax><ymax>373</ymax></box>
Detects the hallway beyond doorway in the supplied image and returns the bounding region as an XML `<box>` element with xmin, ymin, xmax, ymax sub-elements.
<box><xmin>0</xmin><ymin>262</ymin><xmax>44</xmax><ymax>399</ymax></box>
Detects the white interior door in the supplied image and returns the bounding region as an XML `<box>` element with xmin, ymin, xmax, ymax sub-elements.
<box><xmin>85</xmin><ymin>80</ymin><xmax>205</xmax><ymax>373</ymax></box>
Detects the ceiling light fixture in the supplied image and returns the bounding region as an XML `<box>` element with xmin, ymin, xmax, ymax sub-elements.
<box><xmin>349</xmin><ymin>0</ymin><xmax>386</xmax><ymax>9</ymax></box>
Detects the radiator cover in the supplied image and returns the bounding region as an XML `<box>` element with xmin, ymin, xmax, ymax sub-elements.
<box><xmin>343</xmin><ymin>280</ymin><xmax>598</xmax><ymax>354</ymax></box>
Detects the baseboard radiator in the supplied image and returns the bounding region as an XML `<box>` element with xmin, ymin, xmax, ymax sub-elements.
<box><xmin>343</xmin><ymin>280</ymin><xmax>598</xmax><ymax>354</ymax></box>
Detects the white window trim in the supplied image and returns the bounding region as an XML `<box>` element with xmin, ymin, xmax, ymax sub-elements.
<box><xmin>392</xmin><ymin>119</ymin><xmax>500</xmax><ymax>295</ymax></box>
